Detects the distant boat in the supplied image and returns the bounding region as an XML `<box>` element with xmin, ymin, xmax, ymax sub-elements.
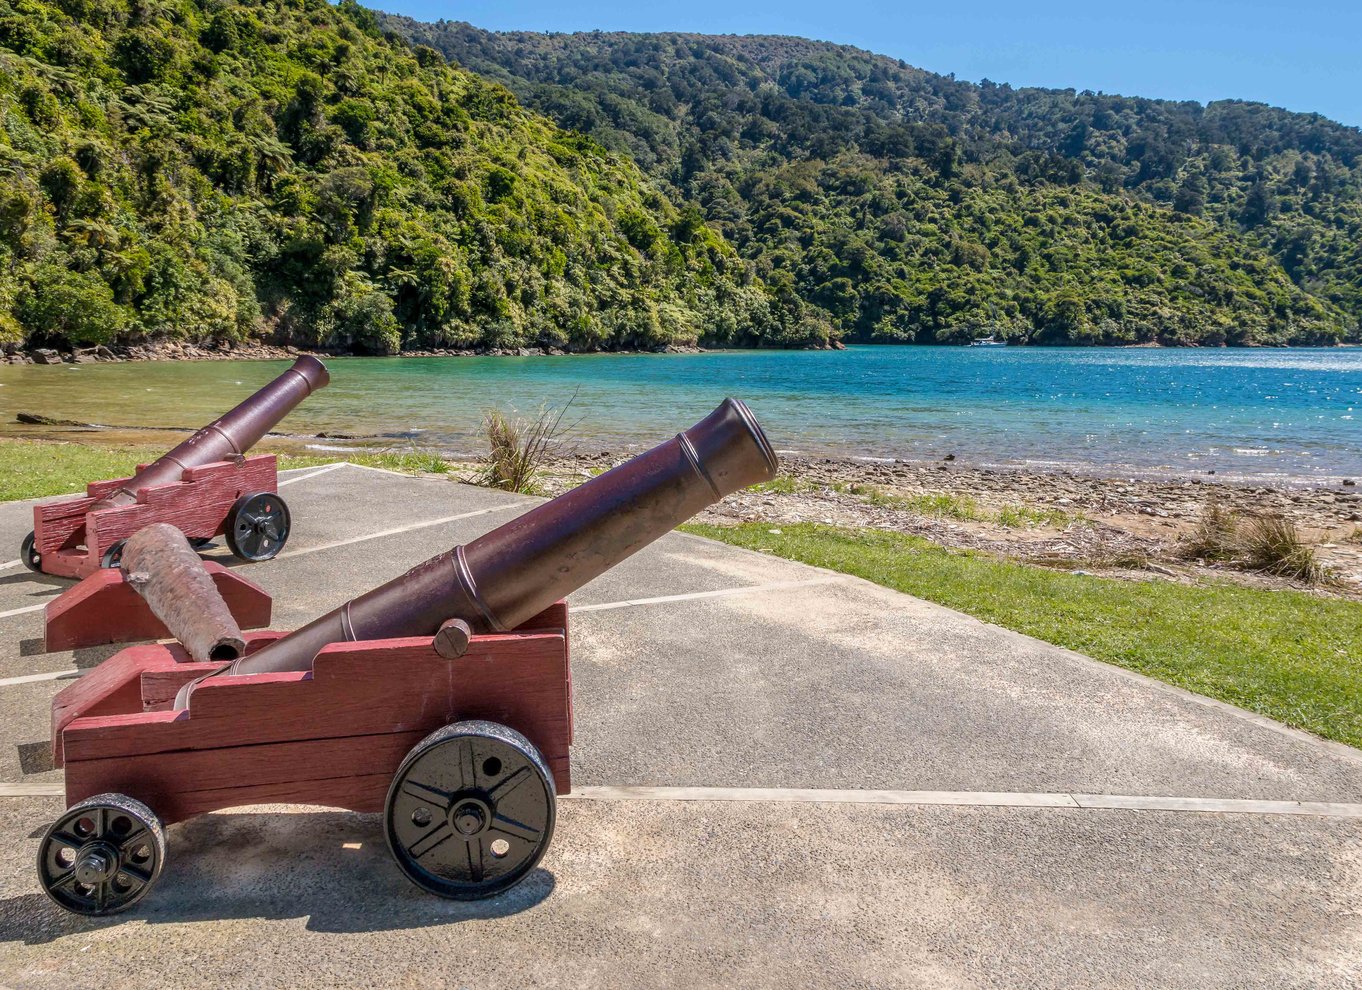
<box><xmin>969</xmin><ymin>335</ymin><xmax>1007</xmax><ymax>347</ymax></box>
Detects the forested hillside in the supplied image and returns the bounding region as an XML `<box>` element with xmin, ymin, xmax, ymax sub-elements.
<box><xmin>0</xmin><ymin>0</ymin><xmax>819</xmax><ymax>355</ymax></box>
<box><xmin>387</xmin><ymin>21</ymin><xmax>1362</xmax><ymax>346</ymax></box>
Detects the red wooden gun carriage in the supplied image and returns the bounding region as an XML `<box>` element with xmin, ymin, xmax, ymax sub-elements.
<box><xmin>35</xmin><ymin>399</ymin><xmax>779</xmax><ymax>915</ymax></box>
<box><xmin>21</xmin><ymin>356</ymin><xmax>328</xmax><ymax>579</ymax></box>
<box><xmin>43</xmin><ymin>605</ymin><xmax>572</xmax><ymax>912</ymax></box>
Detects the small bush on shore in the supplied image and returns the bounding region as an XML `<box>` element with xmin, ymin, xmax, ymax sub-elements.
<box><xmin>477</xmin><ymin>401</ymin><xmax>574</xmax><ymax>495</ymax></box>
<box><xmin>1239</xmin><ymin>515</ymin><xmax>1333</xmax><ymax>585</ymax></box>
<box><xmin>1181</xmin><ymin>501</ymin><xmax>1240</xmax><ymax>562</ymax></box>
<box><xmin>1181</xmin><ymin>501</ymin><xmax>1334</xmax><ymax>585</ymax></box>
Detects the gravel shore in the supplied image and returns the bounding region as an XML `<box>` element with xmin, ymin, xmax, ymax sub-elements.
<box><xmin>534</xmin><ymin>452</ymin><xmax>1362</xmax><ymax>596</ymax></box>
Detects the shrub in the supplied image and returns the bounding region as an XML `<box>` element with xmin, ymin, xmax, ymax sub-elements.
<box><xmin>1180</xmin><ymin>501</ymin><xmax>1335</xmax><ymax>586</ymax></box>
<box><xmin>1238</xmin><ymin>515</ymin><xmax>1333</xmax><ymax>585</ymax></box>
<box><xmin>476</xmin><ymin>399</ymin><xmax>575</xmax><ymax>495</ymax></box>
<box><xmin>1180</xmin><ymin>501</ymin><xmax>1240</xmax><ymax>562</ymax></box>
<box><xmin>18</xmin><ymin>264</ymin><xmax>131</xmax><ymax>344</ymax></box>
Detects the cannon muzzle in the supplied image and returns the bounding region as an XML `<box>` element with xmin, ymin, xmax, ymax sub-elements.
<box><xmin>95</xmin><ymin>356</ymin><xmax>329</xmax><ymax>509</ymax></box>
<box><xmin>177</xmin><ymin>398</ymin><xmax>776</xmax><ymax>706</ymax></box>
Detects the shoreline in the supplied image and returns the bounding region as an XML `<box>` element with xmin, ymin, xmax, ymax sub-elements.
<box><xmin>10</xmin><ymin>417</ymin><xmax>1360</xmax><ymax>492</ymax></box>
<box><xmin>7</xmin><ymin>430</ymin><xmax>1359</xmax><ymax>594</ymax></box>
<box><xmin>6</xmin><ymin>338</ymin><xmax>1361</xmax><ymax>367</ymax></box>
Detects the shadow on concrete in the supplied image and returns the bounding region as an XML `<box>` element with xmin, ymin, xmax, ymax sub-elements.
<box><xmin>18</xmin><ymin>639</ymin><xmax>123</xmax><ymax>670</ymax></box>
<box><xmin>0</xmin><ymin>811</ymin><xmax>555</xmax><ymax>942</ymax></box>
<box><xmin>15</xmin><ymin>740</ymin><xmax>52</xmax><ymax>774</ymax></box>
<box><xmin>0</xmin><ymin>571</ymin><xmax>64</xmax><ymax>594</ymax></box>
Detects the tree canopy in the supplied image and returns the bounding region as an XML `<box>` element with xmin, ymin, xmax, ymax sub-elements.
<box><xmin>0</xmin><ymin>0</ymin><xmax>829</xmax><ymax>354</ymax></box>
<box><xmin>387</xmin><ymin>21</ymin><xmax>1362</xmax><ymax>346</ymax></box>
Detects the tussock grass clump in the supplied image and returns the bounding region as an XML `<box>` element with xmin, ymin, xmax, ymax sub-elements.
<box><xmin>477</xmin><ymin>401</ymin><xmax>574</xmax><ymax>495</ymax></box>
<box><xmin>1181</xmin><ymin>500</ymin><xmax>1335</xmax><ymax>586</ymax></box>
<box><xmin>1238</xmin><ymin>515</ymin><xmax>1333</xmax><ymax>585</ymax></box>
<box><xmin>1180</xmin><ymin>501</ymin><xmax>1241</xmax><ymax>562</ymax></box>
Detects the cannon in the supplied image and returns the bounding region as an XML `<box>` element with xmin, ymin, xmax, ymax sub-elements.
<box><xmin>39</xmin><ymin>399</ymin><xmax>777</xmax><ymax>915</ymax></box>
<box><xmin>20</xmin><ymin>356</ymin><xmax>329</xmax><ymax>579</ymax></box>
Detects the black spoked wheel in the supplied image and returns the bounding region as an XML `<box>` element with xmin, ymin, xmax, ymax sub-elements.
<box><xmin>385</xmin><ymin>720</ymin><xmax>556</xmax><ymax>900</ymax></box>
<box><xmin>100</xmin><ymin>540</ymin><xmax>126</xmax><ymax>569</ymax></box>
<box><xmin>225</xmin><ymin>491</ymin><xmax>290</xmax><ymax>562</ymax></box>
<box><xmin>20</xmin><ymin>531</ymin><xmax>42</xmax><ymax>573</ymax></box>
<box><xmin>37</xmin><ymin>793</ymin><xmax>165</xmax><ymax>916</ymax></box>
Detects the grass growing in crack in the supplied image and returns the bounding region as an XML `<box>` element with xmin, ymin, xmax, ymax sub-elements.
<box><xmin>684</xmin><ymin>521</ymin><xmax>1362</xmax><ymax>748</ymax></box>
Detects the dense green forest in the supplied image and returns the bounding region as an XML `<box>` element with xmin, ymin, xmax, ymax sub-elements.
<box><xmin>2</xmin><ymin>2</ymin><xmax>1359</xmax><ymax>353</ymax></box>
<box><xmin>386</xmin><ymin>21</ymin><xmax>1362</xmax><ymax>346</ymax></box>
<box><xmin>0</xmin><ymin>0</ymin><xmax>822</xmax><ymax>354</ymax></box>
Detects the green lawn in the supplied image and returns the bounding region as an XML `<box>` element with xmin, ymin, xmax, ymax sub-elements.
<box><xmin>685</xmin><ymin>522</ymin><xmax>1362</xmax><ymax>749</ymax></box>
<box><xmin>0</xmin><ymin>438</ymin><xmax>451</xmax><ymax>502</ymax></box>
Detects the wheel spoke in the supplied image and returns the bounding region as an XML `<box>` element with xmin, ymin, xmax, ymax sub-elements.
<box><xmin>488</xmin><ymin>766</ymin><xmax>532</xmax><ymax>801</ymax></box>
<box><xmin>408</xmin><ymin>822</ymin><xmax>455</xmax><ymax>860</ymax></box>
<box><xmin>49</xmin><ymin>869</ymin><xmax>80</xmax><ymax>893</ymax></box>
<box><xmin>118</xmin><ymin>864</ymin><xmax>151</xmax><ymax>889</ymax></box>
<box><xmin>467</xmin><ymin>840</ymin><xmax>485</xmax><ymax>882</ymax></box>
<box><xmin>461</xmin><ymin>740</ymin><xmax>480</xmax><ymax>789</ymax></box>
<box><xmin>46</xmin><ymin>830</ymin><xmax>83</xmax><ymax>851</ymax></box>
<box><xmin>120</xmin><ymin>825</ymin><xmax>149</xmax><ymax>849</ymax></box>
<box><xmin>401</xmin><ymin>779</ymin><xmax>452</xmax><ymax>811</ymax></box>
<box><xmin>491</xmin><ymin>813</ymin><xmax>541</xmax><ymax>842</ymax></box>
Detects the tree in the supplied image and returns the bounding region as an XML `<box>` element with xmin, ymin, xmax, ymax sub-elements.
<box><xmin>18</xmin><ymin>265</ymin><xmax>132</xmax><ymax>344</ymax></box>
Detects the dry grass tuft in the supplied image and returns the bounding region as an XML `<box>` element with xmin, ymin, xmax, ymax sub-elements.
<box><xmin>1238</xmin><ymin>515</ymin><xmax>1334</xmax><ymax>585</ymax></box>
<box><xmin>1180</xmin><ymin>500</ymin><xmax>1240</xmax><ymax>562</ymax></box>
<box><xmin>1180</xmin><ymin>500</ymin><xmax>1335</xmax><ymax>586</ymax></box>
<box><xmin>476</xmin><ymin>398</ymin><xmax>575</xmax><ymax>495</ymax></box>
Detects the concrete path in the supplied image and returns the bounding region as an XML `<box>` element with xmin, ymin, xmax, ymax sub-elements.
<box><xmin>0</xmin><ymin>464</ymin><xmax>1358</xmax><ymax>988</ymax></box>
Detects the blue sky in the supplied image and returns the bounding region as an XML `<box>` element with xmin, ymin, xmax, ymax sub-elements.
<box><xmin>381</xmin><ymin>0</ymin><xmax>1362</xmax><ymax>127</ymax></box>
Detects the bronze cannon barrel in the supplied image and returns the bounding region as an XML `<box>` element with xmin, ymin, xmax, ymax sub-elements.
<box><xmin>93</xmin><ymin>356</ymin><xmax>330</xmax><ymax>509</ymax></box>
<box><xmin>177</xmin><ymin>398</ymin><xmax>776</xmax><ymax>705</ymax></box>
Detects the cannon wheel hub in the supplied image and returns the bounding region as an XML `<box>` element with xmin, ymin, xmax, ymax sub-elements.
<box><xmin>226</xmin><ymin>491</ymin><xmax>291</xmax><ymax>562</ymax></box>
<box><xmin>37</xmin><ymin>793</ymin><xmax>166</xmax><ymax>916</ymax></box>
<box><xmin>385</xmin><ymin>720</ymin><xmax>555</xmax><ymax>900</ymax></box>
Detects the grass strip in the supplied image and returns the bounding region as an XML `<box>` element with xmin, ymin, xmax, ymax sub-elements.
<box><xmin>0</xmin><ymin>438</ymin><xmax>449</xmax><ymax>502</ymax></box>
<box><xmin>684</xmin><ymin>522</ymin><xmax>1362</xmax><ymax>749</ymax></box>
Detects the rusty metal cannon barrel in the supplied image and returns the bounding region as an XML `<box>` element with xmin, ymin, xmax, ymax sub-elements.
<box><xmin>93</xmin><ymin>356</ymin><xmax>330</xmax><ymax>510</ymax></box>
<box><xmin>177</xmin><ymin>398</ymin><xmax>776</xmax><ymax>704</ymax></box>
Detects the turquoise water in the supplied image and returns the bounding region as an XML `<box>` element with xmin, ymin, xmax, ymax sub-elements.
<box><xmin>2</xmin><ymin>346</ymin><xmax>1360</xmax><ymax>482</ymax></box>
